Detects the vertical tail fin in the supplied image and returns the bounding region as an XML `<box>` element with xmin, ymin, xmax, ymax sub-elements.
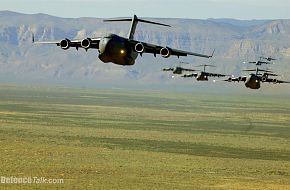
<box><xmin>32</xmin><ymin>32</ymin><xmax>35</xmax><ymax>43</ymax></box>
<box><xmin>104</xmin><ymin>15</ymin><xmax>170</xmax><ymax>40</ymax></box>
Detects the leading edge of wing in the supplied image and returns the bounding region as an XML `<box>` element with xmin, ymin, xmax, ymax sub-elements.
<box><xmin>33</xmin><ymin>38</ymin><xmax>101</xmax><ymax>44</ymax></box>
<box><xmin>172</xmin><ymin>48</ymin><xmax>215</xmax><ymax>58</ymax></box>
<box><xmin>32</xmin><ymin>35</ymin><xmax>101</xmax><ymax>50</ymax></box>
<box><xmin>32</xmin><ymin>33</ymin><xmax>59</xmax><ymax>44</ymax></box>
<box><xmin>130</xmin><ymin>40</ymin><xmax>214</xmax><ymax>58</ymax></box>
<box><xmin>265</xmin><ymin>78</ymin><xmax>290</xmax><ymax>84</ymax></box>
<box><xmin>206</xmin><ymin>72</ymin><xmax>230</xmax><ymax>77</ymax></box>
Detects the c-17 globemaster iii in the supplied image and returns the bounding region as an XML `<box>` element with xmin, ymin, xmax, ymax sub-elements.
<box><xmin>33</xmin><ymin>15</ymin><xmax>213</xmax><ymax>66</ymax></box>
<box><xmin>163</xmin><ymin>67</ymin><xmax>198</xmax><ymax>75</ymax></box>
<box><xmin>181</xmin><ymin>64</ymin><xmax>230</xmax><ymax>81</ymax></box>
<box><xmin>260</xmin><ymin>56</ymin><xmax>276</xmax><ymax>61</ymax></box>
<box><xmin>224</xmin><ymin>67</ymin><xmax>290</xmax><ymax>89</ymax></box>
<box><xmin>243</xmin><ymin>56</ymin><xmax>277</xmax><ymax>66</ymax></box>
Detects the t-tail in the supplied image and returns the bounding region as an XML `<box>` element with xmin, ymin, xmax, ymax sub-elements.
<box><xmin>103</xmin><ymin>15</ymin><xmax>171</xmax><ymax>40</ymax></box>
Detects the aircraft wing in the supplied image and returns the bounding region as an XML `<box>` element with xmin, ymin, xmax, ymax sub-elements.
<box><xmin>206</xmin><ymin>72</ymin><xmax>229</xmax><ymax>78</ymax></box>
<box><xmin>162</xmin><ymin>68</ymin><xmax>174</xmax><ymax>71</ymax></box>
<box><xmin>248</xmin><ymin>61</ymin><xmax>271</xmax><ymax>65</ymax></box>
<box><xmin>182</xmin><ymin>68</ymin><xmax>198</xmax><ymax>72</ymax></box>
<box><xmin>181</xmin><ymin>73</ymin><xmax>198</xmax><ymax>78</ymax></box>
<box><xmin>261</xmin><ymin>57</ymin><xmax>276</xmax><ymax>61</ymax></box>
<box><xmin>32</xmin><ymin>34</ymin><xmax>101</xmax><ymax>50</ymax></box>
<box><xmin>264</xmin><ymin>78</ymin><xmax>290</xmax><ymax>84</ymax></box>
<box><xmin>130</xmin><ymin>40</ymin><xmax>213</xmax><ymax>58</ymax></box>
<box><xmin>224</xmin><ymin>76</ymin><xmax>247</xmax><ymax>82</ymax></box>
<box><xmin>258</xmin><ymin>61</ymin><xmax>271</xmax><ymax>65</ymax></box>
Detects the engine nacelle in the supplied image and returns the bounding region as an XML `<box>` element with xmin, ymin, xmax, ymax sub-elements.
<box><xmin>261</xmin><ymin>77</ymin><xmax>267</xmax><ymax>82</ymax></box>
<box><xmin>60</xmin><ymin>39</ymin><xmax>70</xmax><ymax>50</ymax></box>
<box><xmin>160</xmin><ymin>47</ymin><xmax>171</xmax><ymax>58</ymax></box>
<box><xmin>238</xmin><ymin>77</ymin><xmax>242</xmax><ymax>81</ymax></box>
<box><xmin>227</xmin><ymin>77</ymin><xmax>232</xmax><ymax>82</ymax></box>
<box><xmin>81</xmin><ymin>38</ymin><xmax>91</xmax><ymax>49</ymax></box>
<box><xmin>135</xmin><ymin>43</ymin><xmax>145</xmax><ymax>53</ymax></box>
<box><xmin>273</xmin><ymin>79</ymin><xmax>278</xmax><ymax>84</ymax></box>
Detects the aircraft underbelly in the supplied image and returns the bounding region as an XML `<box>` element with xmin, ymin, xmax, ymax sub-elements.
<box><xmin>196</xmin><ymin>74</ymin><xmax>208</xmax><ymax>81</ymax></box>
<box><xmin>245</xmin><ymin>79</ymin><xmax>260</xmax><ymax>89</ymax></box>
<box><xmin>196</xmin><ymin>77</ymin><xmax>208</xmax><ymax>81</ymax></box>
<box><xmin>99</xmin><ymin>36</ymin><xmax>138</xmax><ymax>65</ymax></box>
<box><xmin>99</xmin><ymin>54</ymin><xmax>136</xmax><ymax>65</ymax></box>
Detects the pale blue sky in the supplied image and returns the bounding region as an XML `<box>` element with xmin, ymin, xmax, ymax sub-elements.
<box><xmin>1</xmin><ymin>0</ymin><xmax>290</xmax><ymax>20</ymax></box>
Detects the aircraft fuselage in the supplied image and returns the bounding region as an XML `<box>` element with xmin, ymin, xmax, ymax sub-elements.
<box><xmin>245</xmin><ymin>74</ymin><xmax>261</xmax><ymax>89</ymax></box>
<box><xmin>173</xmin><ymin>67</ymin><xmax>183</xmax><ymax>74</ymax></box>
<box><xmin>196</xmin><ymin>72</ymin><xmax>208</xmax><ymax>81</ymax></box>
<box><xmin>98</xmin><ymin>34</ymin><xmax>138</xmax><ymax>65</ymax></box>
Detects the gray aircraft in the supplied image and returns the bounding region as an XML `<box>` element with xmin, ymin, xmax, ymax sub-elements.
<box><xmin>224</xmin><ymin>67</ymin><xmax>290</xmax><ymax>89</ymax></box>
<box><xmin>163</xmin><ymin>67</ymin><xmax>198</xmax><ymax>75</ymax></box>
<box><xmin>181</xmin><ymin>64</ymin><xmax>229</xmax><ymax>81</ymax></box>
<box><xmin>260</xmin><ymin>56</ymin><xmax>276</xmax><ymax>61</ymax></box>
<box><xmin>33</xmin><ymin>15</ymin><xmax>213</xmax><ymax>66</ymax></box>
<box><xmin>243</xmin><ymin>60</ymin><xmax>272</xmax><ymax>66</ymax></box>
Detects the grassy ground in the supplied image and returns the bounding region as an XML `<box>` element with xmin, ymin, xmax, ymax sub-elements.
<box><xmin>0</xmin><ymin>85</ymin><xmax>290</xmax><ymax>189</ymax></box>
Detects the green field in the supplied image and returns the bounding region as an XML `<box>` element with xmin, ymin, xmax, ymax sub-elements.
<box><xmin>0</xmin><ymin>85</ymin><xmax>290</xmax><ymax>189</ymax></box>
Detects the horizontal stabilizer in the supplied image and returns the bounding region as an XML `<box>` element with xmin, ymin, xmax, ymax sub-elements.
<box><xmin>242</xmin><ymin>69</ymin><xmax>256</xmax><ymax>72</ymax></box>
<box><xmin>195</xmin><ymin>64</ymin><xmax>216</xmax><ymax>67</ymax></box>
<box><xmin>138</xmin><ymin>19</ymin><xmax>171</xmax><ymax>27</ymax></box>
<box><xmin>258</xmin><ymin>69</ymin><xmax>273</xmax><ymax>73</ymax></box>
<box><xmin>104</xmin><ymin>17</ymin><xmax>171</xmax><ymax>27</ymax></box>
<box><xmin>243</xmin><ymin>68</ymin><xmax>273</xmax><ymax>73</ymax></box>
<box><xmin>103</xmin><ymin>18</ymin><xmax>132</xmax><ymax>22</ymax></box>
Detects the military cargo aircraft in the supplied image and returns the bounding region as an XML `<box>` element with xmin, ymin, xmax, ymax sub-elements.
<box><xmin>162</xmin><ymin>67</ymin><xmax>198</xmax><ymax>75</ymax></box>
<box><xmin>33</xmin><ymin>15</ymin><xmax>213</xmax><ymax>66</ymax></box>
<box><xmin>260</xmin><ymin>56</ymin><xmax>276</xmax><ymax>61</ymax></box>
<box><xmin>181</xmin><ymin>64</ymin><xmax>229</xmax><ymax>81</ymax></box>
<box><xmin>243</xmin><ymin>56</ymin><xmax>277</xmax><ymax>66</ymax></box>
<box><xmin>224</xmin><ymin>67</ymin><xmax>290</xmax><ymax>89</ymax></box>
<box><xmin>243</xmin><ymin>60</ymin><xmax>272</xmax><ymax>66</ymax></box>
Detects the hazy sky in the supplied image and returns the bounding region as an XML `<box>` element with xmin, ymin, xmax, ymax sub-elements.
<box><xmin>1</xmin><ymin>0</ymin><xmax>290</xmax><ymax>20</ymax></box>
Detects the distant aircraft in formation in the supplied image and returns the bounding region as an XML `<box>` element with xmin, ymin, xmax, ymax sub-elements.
<box><xmin>162</xmin><ymin>62</ymin><xmax>200</xmax><ymax>75</ymax></box>
<box><xmin>243</xmin><ymin>56</ymin><xmax>275</xmax><ymax>66</ymax></box>
<box><xmin>260</xmin><ymin>56</ymin><xmax>276</xmax><ymax>61</ymax></box>
<box><xmin>163</xmin><ymin>56</ymin><xmax>289</xmax><ymax>89</ymax></box>
<box><xmin>180</xmin><ymin>64</ymin><xmax>230</xmax><ymax>81</ymax></box>
<box><xmin>163</xmin><ymin>67</ymin><xmax>198</xmax><ymax>75</ymax></box>
<box><xmin>224</xmin><ymin>67</ymin><xmax>289</xmax><ymax>89</ymax></box>
<box><xmin>163</xmin><ymin>62</ymin><xmax>229</xmax><ymax>81</ymax></box>
<box><xmin>243</xmin><ymin>60</ymin><xmax>272</xmax><ymax>66</ymax></box>
<box><xmin>33</xmin><ymin>15</ymin><xmax>213</xmax><ymax>66</ymax></box>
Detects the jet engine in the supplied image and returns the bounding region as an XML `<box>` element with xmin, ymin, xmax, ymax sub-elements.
<box><xmin>135</xmin><ymin>43</ymin><xmax>145</xmax><ymax>53</ymax></box>
<box><xmin>261</xmin><ymin>77</ymin><xmax>267</xmax><ymax>82</ymax></box>
<box><xmin>273</xmin><ymin>79</ymin><xmax>278</xmax><ymax>84</ymax></box>
<box><xmin>60</xmin><ymin>39</ymin><xmax>70</xmax><ymax>50</ymax></box>
<box><xmin>160</xmin><ymin>47</ymin><xmax>171</xmax><ymax>58</ymax></box>
<box><xmin>238</xmin><ymin>77</ymin><xmax>243</xmax><ymax>82</ymax></box>
<box><xmin>227</xmin><ymin>77</ymin><xmax>232</xmax><ymax>82</ymax></box>
<box><xmin>81</xmin><ymin>38</ymin><xmax>92</xmax><ymax>49</ymax></box>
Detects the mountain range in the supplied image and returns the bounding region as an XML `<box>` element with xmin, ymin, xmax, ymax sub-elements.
<box><xmin>0</xmin><ymin>11</ymin><xmax>290</xmax><ymax>93</ymax></box>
